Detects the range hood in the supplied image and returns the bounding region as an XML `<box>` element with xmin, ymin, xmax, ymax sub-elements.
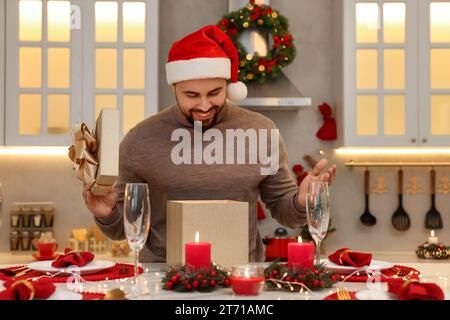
<box><xmin>228</xmin><ymin>0</ymin><xmax>311</xmax><ymax>110</ymax></box>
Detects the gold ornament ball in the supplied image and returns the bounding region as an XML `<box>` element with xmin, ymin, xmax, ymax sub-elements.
<box><xmin>258</xmin><ymin>65</ymin><xmax>266</xmax><ymax>72</ymax></box>
<box><xmin>246</xmin><ymin>54</ymin><xmax>253</xmax><ymax>61</ymax></box>
<box><xmin>272</xmin><ymin>11</ymin><xmax>278</xmax><ymax>18</ymax></box>
<box><xmin>240</xmin><ymin>15</ymin><xmax>243</xmax><ymax>19</ymax></box>
<box><xmin>239</xmin><ymin>61</ymin><xmax>246</xmax><ymax>67</ymax></box>
<box><xmin>247</xmin><ymin>73</ymin><xmax>254</xmax><ymax>80</ymax></box>
<box><xmin>243</xmin><ymin>22</ymin><xmax>250</xmax><ymax>28</ymax></box>
<box><xmin>247</xmin><ymin>4</ymin><xmax>254</xmax><ymax>10</ymax></box>
<box><xmin>258</xmin><ymin>19</ymin><xmax>264</xmax><ymax>25</ymax></box>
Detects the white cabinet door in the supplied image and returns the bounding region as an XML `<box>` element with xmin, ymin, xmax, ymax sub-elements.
<box><xmin>418</xmin><ymin>0</ymin><xmax>450</xmax><ymax>147</ymax></box>
<box><xmin>343</xmin><ymin>0</ymin><xmax>419</xmax><ymax>147</ymax></box>
<box><xmin>3</xmin><ymin>0</ymin><xmax>159</xmax><ymax>146</ymax></box>
<box><xmin>82</xmin><ymin>0</ymin><xmax>158</xmax><ymax>139</ymax></box>
<box><xmin>5</xmin><ymin>0</ymin><xmax>83</xmax><ymax>146</ymax></box>
<box><xmin>0</xmin><ymin>0</ymin><xmax>5</xmax><ymax>145</ymax></box>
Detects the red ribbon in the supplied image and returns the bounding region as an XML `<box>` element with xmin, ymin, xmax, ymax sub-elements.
<box><xmin>273</xmin><ymin>34</ymin><xmax>294</xmax><ymax>48</ymax></box>
<box><xmin>250</xmin><ymin>5</ymin><xmax>273</xmax><ymax>21</ymax></box>
<box><xmin>258</xmin><ymin>58</ymin><xmax>277</xmax><ymax>73</ymax></box>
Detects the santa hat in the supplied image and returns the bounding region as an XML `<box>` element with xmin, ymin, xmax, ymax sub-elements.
<box><xmin>165</xmin><ymin>25</ymin><xmax>248</xmax><ymax>101</ymax></box>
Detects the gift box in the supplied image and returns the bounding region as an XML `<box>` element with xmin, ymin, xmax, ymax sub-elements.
<box><xmin>69</xmin><ymin>109</ymin><xmax>119</xmax><ymax>196</ymax></box>
<box><xmin>166</xmin><ymin>200</ymin><xmax>249</xmax><ymax>268</ymax></box>
<box><xmin>92</xmin><ymin>108</ymin><xmax>119</xmax><ymax>195</ymax></box>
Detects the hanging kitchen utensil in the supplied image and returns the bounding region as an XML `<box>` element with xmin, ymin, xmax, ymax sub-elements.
<box><xmin>391</xmin><ymin>169</ymin><xmax>411</xmax><ymax>231</ymax></box>
<box><xmin>425</xmin><ymin>169</ymin><xmax>443</xmax><ymax>230</ymax></box>
<box><xmin>360</xmin><ymin>169</ymin><xmax>376</xmax><ymax>226</ymax></box>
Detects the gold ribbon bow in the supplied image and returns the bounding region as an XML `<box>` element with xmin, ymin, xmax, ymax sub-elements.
<box><xmin>339</xmin><ymin>249</ymin><xmax>353</xmax><ymax>265</ymax></box>
<box><xmin>68</xmin><ymin>123</ymin><xmax>112</xmax><ymax>195</ymax></box>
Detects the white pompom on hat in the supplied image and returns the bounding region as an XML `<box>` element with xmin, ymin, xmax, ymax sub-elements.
<box><xmin>166</xmin><ymin>25</ymin><xmax>248</xmax><ymax>101</ymax></box>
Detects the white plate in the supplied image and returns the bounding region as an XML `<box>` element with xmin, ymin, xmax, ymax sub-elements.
<box><xmin>321</xmin><ymin>259</ymin><xmax>394</xmax><ymax>273</ymax></box>
<box><xmin>27</xmin><ymin>260</ymin><xmax>116</xmax><ymax>275</ymax></box>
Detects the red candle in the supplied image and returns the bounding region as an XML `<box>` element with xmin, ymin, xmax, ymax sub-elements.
<box><xmin>288</xmin><ymin>237</ymin><xmax>314</xmax><ymax>272</ymax></box>
<box><xmin>230</xmin><ymin>266</ymin><xmax>265</xmax><ymax>295</ymax></box>
<box><xmin>185</xmin><ymin>232</ymin><xmax>211</xmax><ymax>270</ymax></box>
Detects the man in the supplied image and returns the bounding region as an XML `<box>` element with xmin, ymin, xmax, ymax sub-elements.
<box><xmin>83</xmin><ymin>25</ymin><xmax>336</xmax><ymax>262</ymax></box>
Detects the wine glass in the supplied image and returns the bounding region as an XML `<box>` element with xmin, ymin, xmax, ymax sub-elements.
<box><xmin>123</xmin><ymin>183</ymin><xmax>151</xmax><ymax>297</ymax></box>
<box><xmin>306</xmin><ymin>181</ymin><xmax>330</xmax><ymax>267</ymax></box>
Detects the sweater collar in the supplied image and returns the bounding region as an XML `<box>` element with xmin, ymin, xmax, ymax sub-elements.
<box><xmin>171</xmin><ymin>101</ymin><xmax>231</xmax><ymax>128</ymax></box>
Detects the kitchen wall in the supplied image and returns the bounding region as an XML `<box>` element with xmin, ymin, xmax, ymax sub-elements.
<box><xmin>1</xmin><ymin>0</ymin><xmax>449</xmax><ymax>253</ymax></box>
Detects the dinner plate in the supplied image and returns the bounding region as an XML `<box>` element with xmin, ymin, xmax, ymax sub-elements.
<box><xmin>27</xmin><ymin>260</ymin><xmax>116</xmax><ymax>275</ymax></box>
<box><xmin>320</xmin><ymin>259</ymin><xmax>394</xmax><ymax>273</ymax></box>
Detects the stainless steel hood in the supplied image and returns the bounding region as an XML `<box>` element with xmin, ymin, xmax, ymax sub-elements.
<box><xmin>228</xmin><ymin>0</ymin><xmax>311</xmax><ymax>110</ymax></box>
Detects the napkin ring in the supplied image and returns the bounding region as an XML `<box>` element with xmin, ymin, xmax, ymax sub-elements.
<box><xmin>339</xmin><ymin>249</ymin><xmax>353</xmax><ymax>265</ymax></box>
<box><xmin>10</xmin><ymin>280</ymin><xmax>36</xmax><ymax>300</ymax></box>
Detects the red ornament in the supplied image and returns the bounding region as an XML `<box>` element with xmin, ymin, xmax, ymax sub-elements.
<box><xmin>192</xmin><ymin>280</ymin><xmax>199</xmax><ymax>288</ymax></box>
<box><xmin>312</xmin><ymin>279</ymin><xmax>319</xmax><ymax>287</ymax></box>
<box><xmin>185</xmin><ymin>284</ymin><xmax>192</xmax><ymax>291</ymax></box>
<box><xmin>316</xmin><ymin>102</ymin><xmax>337</xmax><ymax>141</ymax></box>
<box><xmin>196</xmin><ymin>274</ymin><xmax>203</xmax><ymax>280</ymax></box>
<box><xmin>210</xmin><ymin>280</ymin><xmax>216</xmax><ymax>287</ymax></box>
<box><xmin>219</xmin><ymin>18</ymin><xmax>229</xmax><ymax>27</ymax></box>
<box><xmin>210</xmin><ymin>270</ymin><xmax>217</xmax><ymax>277</ymax></box>
<box><xmin>285</xmin><ymin>275</ymin><xmax>291</xmax><ymax>282</ymax></box>
<box><xmin>272</xmin><ymin>269</ymin><xmax>279</xmax><ymax>277</ymax></box>
<box><xmin>201</xmin><ymin>279</ymin><xmax>207</xmax><ymax>288</ymax></box>
<box><xmin>224</xmin><ymin>279</ymin><xmax>230</xmax><ymax>287</ymax></box>
<box><xmin>171</xmin><ymin>275</ymin><xmax>178</xmax><ymax>283</ymax></box>
<box><xmin>166</xmin><ymin>281</ymin><xmax>173</xmax><ymax>290</ymax></box>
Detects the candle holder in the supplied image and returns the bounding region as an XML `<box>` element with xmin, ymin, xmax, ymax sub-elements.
<box><xmin>416</xmin><ymin>242</ymin><xmax>450</xmax><ymax>259</ymax></box>
<box><xmin>230</xmin><ymin>265</ymin><xmax>265</xmax><ymax>296</ymax></box>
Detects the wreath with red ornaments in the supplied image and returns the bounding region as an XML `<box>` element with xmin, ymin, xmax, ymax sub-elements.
<box><xmin>217</xmin><ymin>0</ymin><xmax>296</xmax><ymax>84</ymax></box>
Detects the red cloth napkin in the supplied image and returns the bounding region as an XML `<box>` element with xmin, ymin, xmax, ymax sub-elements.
<box><xmin>335</xmin><ymin>265</ymin><xmax>420</xmax><ymax>283</ymax></box>
<box><xmin>328</xmin><ymin>248</ymin><xmax>372</xmax><ymax>267</ymax></box>
<box><xmin>387</xmin><ymin>278</ymin><xmax>445</xmax><ymax>300</ymax></box>
<box><xmin>51</xmin><ymin>248</ymin><xmax>95</xmax><ymax>268</ymax></box>
<box><xmin>0</xmin><ymin>279</ymin><xmax>55</xmax><ymax>300</ymax></box>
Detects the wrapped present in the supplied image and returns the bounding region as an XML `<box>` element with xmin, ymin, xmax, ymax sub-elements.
<box><xmin>166</xmin><ymin>200</ymin><xmax>249</xmax><ymax>268</ymax></box>
<box><xmin>68</xmin><ymin>109</ymin><xmax>119</xmax><ymax>196</ymax></box>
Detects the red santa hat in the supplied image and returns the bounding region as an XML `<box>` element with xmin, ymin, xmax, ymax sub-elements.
<box><xmin>166</xmin><ymin>25</ymin><xmax>248</xmax><ymax>101</ymax></box>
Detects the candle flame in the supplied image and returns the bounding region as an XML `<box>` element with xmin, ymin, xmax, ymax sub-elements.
<box><xmin>431</xmin><ymin>230</ymin><xmax>435</xmax><ymax>237</ymax></box>
<box><xmin>298</xmin><ymin>236</ymin><xmax>302</xmax><ymax>243</ymax></box>
<box><xmin>195</xmin><ymin>231</ymin><xmax>199</xmax><ymax>242</ymax></box>
<box><xmin>245</xmin><ymin>268</ymin><xmax>250</xmax><ymax>278</ymax></box>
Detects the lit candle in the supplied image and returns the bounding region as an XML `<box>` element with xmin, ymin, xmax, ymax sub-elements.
<box><xmin>288</xmin><ymin>236</ymin><xmax>314</xmax><ymax>272</ymax></box>
<box><xmin>230</xmin><ymin>266</ymin><xmax>265</xmax><ymax>296</ymax></box>
<box><xmin>185</xmin><ymin>231</ymin><xmax>211</xmax><ymax>270</ymax></box>
<box><xmin>428</xmin><ymin>230</ymin><xmax>439</xmax><ymax>245</ymax></box>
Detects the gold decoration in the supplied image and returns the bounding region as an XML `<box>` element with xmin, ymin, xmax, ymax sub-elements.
<box><xmin>258</xmin><ymin>19</ymin><xmax>264</xmax><ymax>25</ymax></box>
<box><xmin>243</xmin><ymin>21</ymin><xmax>250</xmax><ymax>28</ymax></box>
<box><xmin>239</xmin><ymin>61</ymin><xmax>246</xmax><ymax>67</ymax></box>
<box><xmin>406</xmin><ymin>176</ymin><xmax>423</xmax><ymax>194</ymax></box>
<box><xmin>258</xmin><ymin>65</ymin><xmax>266</xmax><ymax>72</ymax></box>
<box><xmin>372</xmin><ymin>175</ymin><xmax>388</xmax><ymax>194</ymax></box>
<box><xmin>272</xmin><ymin>11</ymin><xmax>278</xmax><ymax>18</ymax></box>
<box><xmin>247</xmin><ymin>73</ymin><xmax>254</xmax><ymax>80</ymax></box>
<box><xmin>437</xmin><ymin>176</ymin><xmax>450</xmax><ymax>194</ymax></box>
<box><xmin>247</xmin><ymin>4</ymin><xmax>254</xmax><ymax>10</ymax></box>
<box><xmin>246</xmin><ymin>54</ymin><xmax>253</xmax><ymax>61</ymax></box>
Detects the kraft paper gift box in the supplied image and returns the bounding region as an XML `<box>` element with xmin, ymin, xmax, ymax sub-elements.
<box><xmin>167</xmin><ymin>200</ymin><xmax>249</xmax><ymax>268</ymax></box>
<box><xmin>92</xmin><ymin>109</ymin><xmax>119</xmax><ymax>195</ymax></box>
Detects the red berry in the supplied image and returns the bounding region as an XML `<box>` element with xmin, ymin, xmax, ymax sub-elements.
<box><xmin>201</xmin><ymin>280</ymin><xmax>207</xmax><ymax>287</ymax></box>
<box><xmin>192</xmin><ymin>281</ymin><xmax>199</xmax><ymax>288</ymax></box>
<box><xmin>292</xmin><ymin>278</ymin><xmax>298</xmax><ymax>283</ymax></box>
<box><xmin>210</xmin><ymin>280</ymin><xmax>216</xmax><ymax>286</ymax></box>
<box><xmin>298</xmin><ymin>274</ymin><xmax>304</xmax><ymax>279</ymax></box>
<box><xmin>272</xmin><ymin>269</ymin><xmax>279</xmax><ymax>276</ymax></box>
<box><xmin>224</xmin><ymin>279</ymin><xmax>230</xmax><ymax>287</ymax></box>
<box><xmin>320</xmin><ymin>281</ymin><xmax>326</xmax><ymax>287</ymax></box>
<box><xmin>330</xmin><ymin>275</ymin><xmax>336</xmax><ymax>282</ymax></box>
<box><xmin>196</xmin><ymin>274</ymin><xmax>203</xmax><ymax>280</ymax></box>
<box><xmin>171</xmin><ymin>276</ymin><xmax>178</xmax><ymax>283</ymax></box>
<box><xmin>314</xmin><ymin>270</ymin><xmax>320</xmax><ymax>276</ymax></box>
<box><xmin>312</xmin><ymin>279</ymin><xmax>319</xmax><ymax>287</ymax></box>
<box><xmin>285</xmin><ymin>276</ymin><xmax>291</xmax><ymax>282</ymax></box>
<box><xmin>185</xmin><ymin>284</ymin><xmax>192</xmax><ymax>290</ymax></box>
<box><xmin>166</xmin><ymin>281</ymin><xmax>173</xmax><ymax>289</ymax></box>
<box><xmin>210</xmin><ymin>271</ymin><xmax>217</xmax><ymax>277</ymax></box>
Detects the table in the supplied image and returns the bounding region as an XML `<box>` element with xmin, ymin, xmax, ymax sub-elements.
<box><xmin>1</xmin><ymin>252</ymin><xmax>449</xmax><ymax>300</ymax></box>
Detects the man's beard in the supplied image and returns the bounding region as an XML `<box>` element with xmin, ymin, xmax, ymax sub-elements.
<box><xmin>187</xmin><ymin>105</ymin><xmax>222</xmax><ymax>131</ymax></box>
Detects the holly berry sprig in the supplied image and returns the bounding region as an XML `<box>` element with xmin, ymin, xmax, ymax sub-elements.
<box><xmin>416</xmin><ymin>242</ymin><xmax>450</xmax><ymax>260</ymax></box>
<box><xmin>264</xmin><ymin>261</ymin><xmax>338</xmax><ymax>291</ymax></box>
<box><xmin>162</xmin><ymin>263</ymin><xmax>231</xmax><ymax>292</ymax></box>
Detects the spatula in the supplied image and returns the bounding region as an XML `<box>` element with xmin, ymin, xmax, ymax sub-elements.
<box><xmin>391</xmin><ymin>169</ymin><xmax>411</xmax><ymax>231</ymax></box>
<box><xmin>360</xmin><ymin>169</ymin><xmax>376</xmax><ymax>226</ymax></box>
<box><xmin>425</xmin><ymin>169</ymin><xmax>443</xmax><ymax>230</ymax></box>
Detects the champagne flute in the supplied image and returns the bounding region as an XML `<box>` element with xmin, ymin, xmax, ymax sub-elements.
<box><xmin>306</xmin><ymin>181</ymin><xmax>330</xmax><ymax>266</ymax></box>
<box><xmin>124</xmin><ymin>183</ymin><xmax>150</xmax><ymax>296</ymax></box>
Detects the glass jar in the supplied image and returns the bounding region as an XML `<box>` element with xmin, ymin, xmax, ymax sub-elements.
<box><xmin>230</xmin><ymin>265</ymin><xmax>265</xmax><ymax>296</ymax></box>
<box><xmin>32</xmin><ymin>207</ymin><xmax>43</xmax><ymax>228</ymax></box>
<box><xmin>10</xmin><ymin>231</ymin><xmax>20</xmax><ymax>251</ymax></box>
<box><xmin>21</xmin><ymin>207</ymin><xmax>32</xmax><ymax>228</ymax></box>
<box><xmin>21</xmin><ymin>230</ymin><xmax>31</xmax><ymax>251</ymax></box>
<box><xmin>10</xmin><ymin>207</ymin><xmax>21</xmax><ymax>228</ymax></box>
<box><xmin>43</xmin><ymin>207</ymin><xmax>54</xmax><ymax>228</ymax></box>
<box><xmin>32</xmin><ymin>230</ymin><xmax>41</xmax><ymax>250</ymax></box>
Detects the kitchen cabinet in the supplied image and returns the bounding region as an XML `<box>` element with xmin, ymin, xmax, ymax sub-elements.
<box><xmin>343</xmin><ymin>0</ymin><xmax>450</xmax><ymax>147</ymax></box>
<box><xmin>3</xmin><ymin>0</ymin><xmax>158</xmax><ymax>146</ymax></box>
<box><xmin>0</xmin><ymin>0</ymin><xmax>5</xmax><ymax>145</ymax></box>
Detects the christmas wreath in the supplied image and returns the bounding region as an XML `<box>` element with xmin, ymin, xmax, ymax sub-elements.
<box><xmin>416</xmin><ymin>242</ymin><xmax>450</xmax><ymax>260</ymax></box>
<box><xmin>162</xmin><ymin>263</ymin><xmax>231</xmax><ymax>292</ymax></box>
<box><xmin>217</xmin><ymin>0</ymin><xmax>296</xmax><ymax>84</ymax></box>
<box><xmin>264</xmin><ymin>261</ymin><xmax>338</xmax><ymax>292</ymax></box>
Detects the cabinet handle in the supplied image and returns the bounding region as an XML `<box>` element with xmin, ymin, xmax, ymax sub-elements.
<box><xmin>411</xmin><ymin>138</ymin><xmax>417</xmax><ymax>143</ymax></box>
<box><xmin>422</xmin><ymin>138</ymin><xmax>428</xmax><ymax>143</ymax></box>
